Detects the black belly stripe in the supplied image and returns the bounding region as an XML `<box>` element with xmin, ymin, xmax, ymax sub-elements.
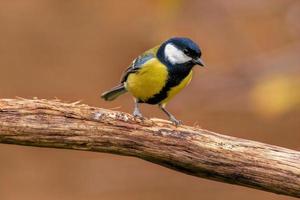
<box><xmin>139</xmin><ymin>64</ymin><xmax>194</xmax><ymax>105</ymax></box>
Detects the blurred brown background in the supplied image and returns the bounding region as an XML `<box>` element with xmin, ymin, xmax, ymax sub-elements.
<box><xmin>0</xmin><ymin>0</ymin><xmax>299</xmax><ymax>200</ymax></box>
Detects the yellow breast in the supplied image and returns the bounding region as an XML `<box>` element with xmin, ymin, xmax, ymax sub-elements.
<box><xmin>125</xmin><ymin>58</ymin><xmax>168</xmax><ymax>102</ymax></box>
<box><xmin>161</xmin><ymin>70</ymin><xmax>193</xmax><ymax>105</ymax></box>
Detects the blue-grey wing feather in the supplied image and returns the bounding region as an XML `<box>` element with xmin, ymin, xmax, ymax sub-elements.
<box><xmin>120</xmin><ymin>53</ymin><xmax>154</xmax><ymax>83</ymax></box>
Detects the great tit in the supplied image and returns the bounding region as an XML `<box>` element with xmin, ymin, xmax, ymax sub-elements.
<box><xmin>101</xmin><ymin>37</ymin><xmax>205</xmax><ymax>125</ymax></box>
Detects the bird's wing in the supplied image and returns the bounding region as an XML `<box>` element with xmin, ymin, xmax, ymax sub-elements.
<box><xmin>120</xmin><ymin>46</ymin><xmax>160</xmax><ymax>83</ymax></box>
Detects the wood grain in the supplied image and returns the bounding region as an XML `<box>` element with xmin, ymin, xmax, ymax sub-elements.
<box><xmin>0</xmin><ymin>98</ymin><xmax>299</xmax><ymax>198</ymax></box>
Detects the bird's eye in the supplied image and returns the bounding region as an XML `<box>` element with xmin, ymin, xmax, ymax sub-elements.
<box><xmin>183</xmin><ymin>49</ymin><xmax>189</xmax><ymax>54</ymax></box>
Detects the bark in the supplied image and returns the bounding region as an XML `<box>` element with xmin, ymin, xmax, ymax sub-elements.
<box><xmin>0</xmin><ymin>99</ymin><xmax>299</xmax><ymax>198</ymax></box>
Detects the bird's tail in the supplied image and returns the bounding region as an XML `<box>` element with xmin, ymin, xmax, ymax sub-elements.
<box><xmin>101</xmin><ymin>84</ymin><xmax>127</xmax><ymax>101</ymax></box>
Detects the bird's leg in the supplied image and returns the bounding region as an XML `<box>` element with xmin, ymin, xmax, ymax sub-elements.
<box><xmin>133</xmin><ymin>99</ymin><xmax>143</xmax><ymax>118</ymax></box>
<box><xmin>159</xmin><ymin>104</ymin><xmax>182</xmax><ymax>126</ymax></box>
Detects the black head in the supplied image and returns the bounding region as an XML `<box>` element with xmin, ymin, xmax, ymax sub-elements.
<box><xmin>159</xmin><ymin>37</ymin><xmax>204</xmax><ymax>67</ymax></box>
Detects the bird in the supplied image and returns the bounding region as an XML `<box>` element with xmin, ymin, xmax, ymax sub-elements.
<box><xmin>101</xmin><ymin>37</ymin><xmax>205</xmax><ymax>125</ymax></box>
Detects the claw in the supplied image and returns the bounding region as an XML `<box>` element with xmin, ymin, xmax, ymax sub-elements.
<box><xmin>169</xmin><ymin>116</ymin><xmax>182</xmax><ymax>126</ymax></box>
<box><xmin>133</xmin><ymin>110</ymin><xmax>143</xmax><ymax>119</ymax></box>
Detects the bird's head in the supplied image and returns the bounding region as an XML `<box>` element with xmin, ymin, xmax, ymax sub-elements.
<box><xmin>159</xmin><ymin>37</ymin><xmax>205</xmax><ymax>67</ymax></box>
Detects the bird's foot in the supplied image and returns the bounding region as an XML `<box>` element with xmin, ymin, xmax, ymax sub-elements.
<box><xmin>133</xmin><ymin>110</ymin><xmax>144</xmax><ymax>120</ymax></box>
<box><xmin>169</xmin><ymin>116</ymin><xmax>182</xmax><ymax>126</ymax></box>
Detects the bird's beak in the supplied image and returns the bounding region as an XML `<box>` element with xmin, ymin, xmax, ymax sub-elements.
<box><xmin>193</xmin><ymin>58</ymin><xmax>205</xmax><ymax>67</ymax></box>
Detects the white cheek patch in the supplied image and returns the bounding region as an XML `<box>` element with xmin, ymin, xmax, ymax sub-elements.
<box><xmin>164</xmin><ymin>44</ymin><xmax>192</xmax><ymax>65</ymax></box>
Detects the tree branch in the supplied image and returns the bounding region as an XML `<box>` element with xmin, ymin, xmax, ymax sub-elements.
<box><xmin>0</xmin><ymin>98</ymin><xmax>299</xmax><ymax>197</ymax></box>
